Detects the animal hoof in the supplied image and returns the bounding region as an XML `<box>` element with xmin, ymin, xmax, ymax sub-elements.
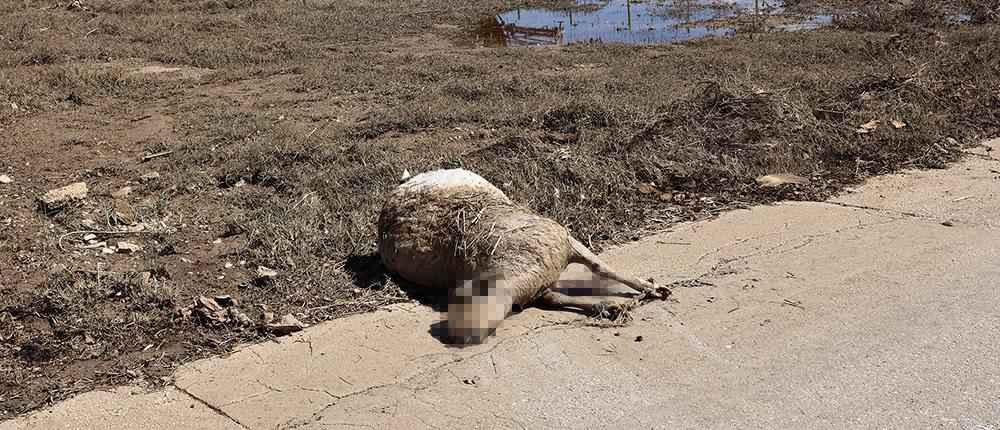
<box><xmin>643</xmin><ymin>279</ymin><xmax>671</xmax><ymax>300</ymax></box>
<box><xmin>603</xmin><ymin>302</ymin><xmax>627</xmax><ymax>319</ymax></box>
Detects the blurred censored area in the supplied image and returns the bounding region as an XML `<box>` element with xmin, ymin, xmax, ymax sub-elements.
<box><xmin>438</xmin><ymin>268</ymin><xmax>629</xmax><ymax>344</ymax></box>
<box><xmin>443</xmin><ymin>272</ymin><xmax>513</xmax><ymax>344</ymax></box>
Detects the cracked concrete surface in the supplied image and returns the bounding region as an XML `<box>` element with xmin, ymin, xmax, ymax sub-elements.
<box><xmin>3</xmin><ymin>140</ymin><xmax>999</xmax><ymax>429</ymax></box>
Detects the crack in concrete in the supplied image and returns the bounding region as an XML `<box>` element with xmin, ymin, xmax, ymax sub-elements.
<box><xmin>682</xmin><ymin>225</ymin><xmax>792</xmax><ymax>274</ymax></box>
<box><xmin>294</xmin><ymin>337</ymin><xmax>314</xmax><ymax>356</ymax></box>
<box><xmin>409</xmin><ymin>390</ymin><xmax>465</xmax><ymax>421</ymax></box>
<box><xmin>492</xmin><ymin>411</ymin><xmax>528</xmax><ymax>430</ymax></box>
<box><xmin>299</xmin><ymin>387</ymin><xmax>339</xmax><ymax>399</ymax></box>
<box><xmin>666</xmin><ymin>214</ymin><xmax>904</xmax><ymax>296</ymax></box>
<box><xmin>175</xmin><ymin>383</ymin><xmax>252</xmax><ymax>430</ymax></box>
<box><xmin>279</xmin><ymin>321</ymin><xmax>569</xmax><ymax>429</ymax></box>
<box><xmin>816</xmin><ymin>201</ymin><xmax>930</xmax><ymax>220</ymax></box>
<box><xmin>670</xmin><ymin>202</ymin><xmax>902</xmax><ymax>277</ymax></box>
<box><xmin>706</xmin><ymin>216</ymin><xmax>900</xmax><ymax>278</ymax></box>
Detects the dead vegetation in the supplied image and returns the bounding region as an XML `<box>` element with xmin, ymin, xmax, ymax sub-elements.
<box><xmin>1</xmin><ymin>0</ymin><xmax>999</xmax><ymax>419</ymax></box>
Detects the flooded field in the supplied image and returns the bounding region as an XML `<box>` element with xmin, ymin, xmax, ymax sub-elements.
<box><xmin>473</xmin><ymin>0</ymin><xmax>832</xmax><ymax>46</ymax></box>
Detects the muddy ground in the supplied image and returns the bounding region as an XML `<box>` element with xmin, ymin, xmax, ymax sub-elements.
<box><xmin>1</xmin><ymin>0</ymin><xmax>998</xmax><ymax>418</ymax></box>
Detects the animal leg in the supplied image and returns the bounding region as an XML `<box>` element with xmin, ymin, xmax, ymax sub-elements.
<box><xmin>568</xmin><ymin>238</ymin><xmax>670</xmax><ymax>299</ymax></box>
<box><xmin>536</xmin><ymin>290</ymin><xmax>635</xmax><ymax>317</ymax></box>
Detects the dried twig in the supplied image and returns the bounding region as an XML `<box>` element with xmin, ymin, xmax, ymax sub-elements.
<box><xmin>140</xmin><ymin>150</ymin><xmax>174</xmax><ymax>162</ymax></box>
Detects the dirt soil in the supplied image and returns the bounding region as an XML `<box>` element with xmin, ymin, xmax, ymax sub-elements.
<box><xmin>1</xmin><ymin>0</ymin><xmax>998</xmax><ymax>419</ymax></box>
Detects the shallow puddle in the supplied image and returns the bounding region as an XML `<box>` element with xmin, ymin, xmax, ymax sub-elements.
<box><xmin>472</xmin><ymin>0</ymin><xmax>831</xmax><ymax>47</ymax></box>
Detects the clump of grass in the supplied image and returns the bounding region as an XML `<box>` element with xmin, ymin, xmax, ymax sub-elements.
<box><xmin>965</xmin><ymin>0</ymin><xmax>1000</xmax><ymax>23</ymax></box>
<box><xmin>0</xmin><ymin>270</ymin><xmax>191</xmax><ymax>412</ymax></box>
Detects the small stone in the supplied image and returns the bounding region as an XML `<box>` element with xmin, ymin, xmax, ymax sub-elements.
<box><xmin>256</xmin><ymin>266</ymin><xmax>278</xmax><ymax>278</ymax></box>
<box><xmin>140</xmin><ymin>172</ymin><xmax>161</xmax><ymax>181</ymax></box>
<box><xmin>80</xmin><ymin>241</ymin><xmax>107</xmax><ymax>249</ymax></box>
<box><xmin>112</xmin><ymin>186</ymin><xmax>132</xmax><ymax>198</ymax></box>
<box><xmin>113</xmin><ymin>199</ymin><xmax>139</xmax><ymax>225</ymax></box>
<box><xmin>123</xmin><ymin>223</ymin><xmax>148</xmax><ymax>233</ymax></box>
<box><xmin>0</xmin><ymin>175</ymin><xmax>11</xmax><ymax>184</ymax></box>
<box><xmin>261</xmin><ymin>312</ymin><xmax>275</xmax><ymax>324</ymax></box>
<box><xmin>83</xmin><ymin>233</ymin><xmax>97</xmax><ymax>241</ymax></box>
<box><xmin>116</xmin><ymin>242</ymin><xmax>142</xmax><ymax>254</ymax></box>
<box><xmin>224</xmin><ymin>262</ymin><xmax>234</xmax><ymax>269</ymax></box>
<box><xmin>40</xmin><ymin>182</ymin><xmax>88</xmax><ymax>208</ymax></box>
<box><xmin>101</xmin><ymin>247</ymin><xmax>116</xmax><ymax>254</ymax></box>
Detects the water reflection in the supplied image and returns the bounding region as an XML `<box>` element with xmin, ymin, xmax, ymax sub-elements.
<box><xmin>472</xmin><ymin>0</ymin><xmax>831</xmax><ymax>47</ymax></box>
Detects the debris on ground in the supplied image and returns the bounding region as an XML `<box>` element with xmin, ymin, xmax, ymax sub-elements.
<box><xmin>39</xmin><ymin>182</ymin><xmax>88</xmax><ymax>209</ymax></box>
<box><xmin>0</xmin><ymin>175</ymin><xmax>11</xmax><ymax>184</ymax></box>
<box><xmin>856</xmin><ymin>120</ymin><xmax>880</xmax><ymax>134</ymax></box>
<box><xmin>782</xmin><ymin>299</ymin><xmax>805</xmax><ymax>310</ymax></box>
<box><xmin>141</xmin><ymin>150</ymin><xmax>174</xmax><ymax>162</ymax></box>
<box><xmin>113</xmin><ymin>199</ymin><xmax>139</xmax><ymax>225</ymax></box>
<box><xmin>111</xmin><ymin>186</ymin><xmax>132</xmax><ymax>198</ymax></box>
<box><xmin>66</xmin><ymin>0</ymin><xmax>89</xmax><ymax>11</ymax></box>
<box><xmin>116</xmin><ymin>241</ymin><xmax>142</xmax><ymax>254</ymax></box>
<box><xmin>756</xmin><ymin>174</ymin><xmax>809</xmax><ymax>188</ymax></box>
<box><xmin>140</xmin><ymin>171</ymin><xmax>161</xmax><ymax>182</ymax></box>
<box><xmin>256</xmin><ymin>266</ymin><xmax>279</xmax><ymax>278</ymax></box>
<box><xmin>636</xmin><ymin>183</ymin><xmax>658</xmax><ymax>194</ymax></box>
<box><xmin>181</xmin><ymin>296</ymin><xmax>252</xmax><ymax>327</ymax></box>
<box><xmin>266</xmin><ymin>314</ymin><xmax>309</xmax><ymax>335</ymax></box>
<box><xmin>261</xmin><ymin>311</ymin><xmax>276</xmax><ymax>324</ymax></box>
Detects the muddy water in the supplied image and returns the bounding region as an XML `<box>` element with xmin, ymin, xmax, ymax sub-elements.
<box><xmin>472</xmin><ymin>0</ymin><xmax>831</xmax><ymax>47</ymax></box>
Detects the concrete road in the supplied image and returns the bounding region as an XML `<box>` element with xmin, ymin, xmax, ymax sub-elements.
<box><xmin>4</xmin><ymin>140</ymin><xmax>999</xmax><ymax>429</ymax></box>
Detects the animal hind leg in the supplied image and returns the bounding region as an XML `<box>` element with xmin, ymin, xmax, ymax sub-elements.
<box><xmin>568</xmin><ymin>238</ymin><xmax>670</xmax><ymax>299</ymax></box>
<box><xmin>536</xmin><ymin>290</ymin><xmax>635</xmax><ymax>317</ymax></box>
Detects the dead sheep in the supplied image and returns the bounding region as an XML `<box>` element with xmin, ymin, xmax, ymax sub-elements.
<box><xmin>378</xmin><ymin>169</ymin><xmax>669</xmax><ymax>344</ymax></box>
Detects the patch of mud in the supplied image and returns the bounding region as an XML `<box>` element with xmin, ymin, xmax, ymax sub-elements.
<box><xmin>471</xmin><ymin>0</ymin><xmax>831</xmax><ymax>46</ymax></box>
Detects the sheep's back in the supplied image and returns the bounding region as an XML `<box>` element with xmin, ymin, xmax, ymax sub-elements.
<box><xmin>377</xmin><ymin>169</ymin><xmax>571</xmax><ymax>302</ymax></box>
<box><xmin>378</xmin><ymin>169</ymin><xmax>512</xmax><ymax>289</ymax></box>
